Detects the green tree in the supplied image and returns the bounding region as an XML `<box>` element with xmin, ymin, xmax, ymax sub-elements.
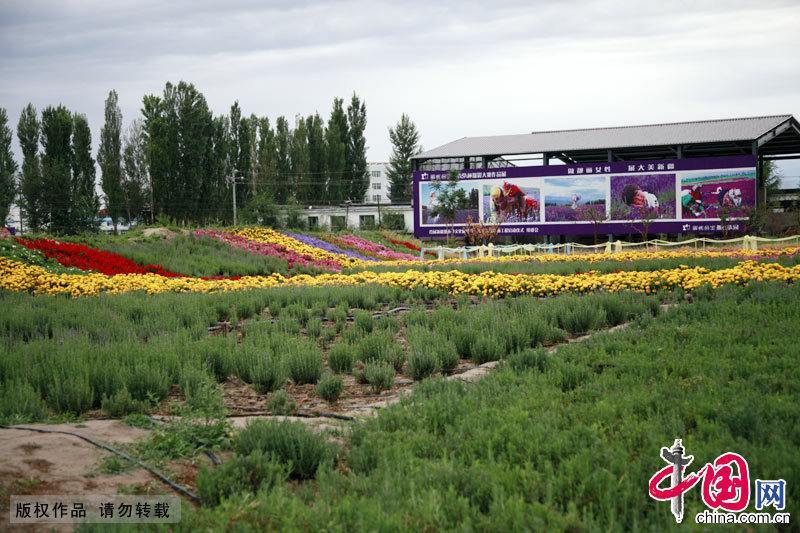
<box><xmin>0</xmin><ymin>108</ymin><xmax>17</xmax><ymax>226</ymax></box>
<box><xmin>763</xmin><ymin>160</ymin><xmax>782</xmax><ymax>205</ymax></box>
<box><xmin>274</xmin><ymin>116</ymin><xmax>291</xmax><ymax>204</ymax></box>
<box><xmin>306</xmin><ymin>113</ymin><xmax>326</xmax><ymax>205</ymax></box>
<box><xmin>17</xmin><ymin>104</ymin><xmax>45</xmax><ymax>230</ymax></box>
<box><xmin>142</xmin><ymin>81</ymin><xmax>215</xmax><ymax>224</ymax></box>
<box><xmin>122</xmin><ymin>119</ymin><xmax>149</xmax><ymax>223</ymax></box>
<box><xmin>386</xmin><ymin>113</ymin><xmax>420</xmax><ymax>203</ymax></box>
<box><xmin>325</xmin><ymin>98</ymin><xmax>348</xmax><ymax>204</ymax></box>
<box><xmin>209</xmin><ymin>115</ymin><xmax>232</xmax><ymax>223</ymax></box>
<box><xmin>71</xmin><ymin>113</ymin><xmax>100</xmax><ymax>233</ymax></box>
<box><xmin>347</xmin><ymin>93</ymin><xmax>369</xmax><ymax>203</ymax></box>
<box><xmin>98</xmin><ymin>90</ymin><xmax>124</xmax><ymax>232</ymax></box>
<box><xmin>40</xmin><ymin>105</ymin><xmax>73</xmax><ymax>234</ymax></box>
<box><xmin>236</xmin><ymin>114</ymin><xmax>253</xmax><ymax>206</ymax></box>
<box><xmin>429</xmin><ymin>170</ymin><xmax>471</xmax><ymax>223</ymax></box>
<box><xmin>255</xmin><ymin>117</ymin><xmax>276</xmax><ymax>199</ymax></box>
<box><xmin>291</xmin><ymin>116</ymin><xmax>311</xmax><ymax>203</ymax></box>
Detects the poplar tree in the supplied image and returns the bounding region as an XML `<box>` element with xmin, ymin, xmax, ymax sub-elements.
<box><xmin>0</xmin><ymin>108</ymin><xmax>16</xmax><ymax>226</ymax></box>
<box><xmin>40</xmin><ymin>105</ymin><xmax>73</xmax><ymax>234</ymax></box>
<box><xmin>17</xmin><ymin>104</ymin><xmax>44</xmax><ymax>230</ymax></box>
<box><xmin>274</xmin><ymin>116</ymin><xmax>291</xmax><ymax>204</ymax></box>
<box><xmin>71</xmin><ymin>113</ymin><xmax>100</xmax><ymax>233</ymax></box>
<box><xmin>255</xmin><ymin>117</ymin><xmax>276</xmax><ymax>198</ymax></box>
<box><xmin>306</xmin><ymin>113</ymin><xmax>326</xmax><ymax>204</ymax></box>
<box><xmin>291</xmin><ymin>116</ymin><xmax>311</xmax><ymax>203</ymax></box>
<box><xmin>325</xmin><ymin>98</ymin><xmax>348</xmax><ymax>204</ymax></box>
<box><xmin>346</xmin><ymin>93</ymin><xmax>369</xmax><ymax>203</ymax></box>
<box><xmin>387</xmin><ymin>113</ymin><xmax>420</xmax><ymax>203</ymax></box>
<box><xmin>98</xmin><ymin>90</ymin><xmax>124</xmax><ymax>232</ymax></box>
<box><xmin>122</xmin><ymin>119</ymin><xmax>149</xmax><ymax>223</ymax></box>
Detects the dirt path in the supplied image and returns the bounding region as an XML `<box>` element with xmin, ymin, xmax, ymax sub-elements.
<box><xmin>0</xmin><ymin>420</ymin><xmax>158</xmax><ymax>529</ymax></box>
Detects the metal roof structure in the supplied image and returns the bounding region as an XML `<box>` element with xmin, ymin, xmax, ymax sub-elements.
<box><xmin>413</xmin><ymin>115</ymin><xmax>800</xmax><ymax>167</ymax></box>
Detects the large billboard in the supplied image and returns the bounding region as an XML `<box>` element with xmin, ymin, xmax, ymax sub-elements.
<box><xmin>413</xmin><ymin>155</ymin><xmax>757</xmax><ymax>238</ymax></box>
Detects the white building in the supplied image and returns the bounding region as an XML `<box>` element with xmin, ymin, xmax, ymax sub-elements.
<box><xmin>302</xmin><ymin>162</ymin><xmax>412</xmax><ymax>231</ymax></box>
<box><xmin>363</xmin><ymin>162</ymin><xmax>390</xmax><ymax>204</ymax></box>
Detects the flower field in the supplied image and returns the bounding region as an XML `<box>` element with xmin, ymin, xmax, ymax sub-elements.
<box><xmin>2</xmin><ymin>228</ymin><xmax>799</xmax><ymax>530</ymax></box>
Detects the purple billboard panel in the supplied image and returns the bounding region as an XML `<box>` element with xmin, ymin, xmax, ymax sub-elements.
<box><xmin>412</xmin><ymin>155</ymin><xmax>756</xmax><ymax>238</ymax></box>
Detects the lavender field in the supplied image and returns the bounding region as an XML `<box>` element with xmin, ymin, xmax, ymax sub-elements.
<box><xmin>544</xmin><ymin>203</ymin><xmax>606</xmax><ymax>222</ymax></box>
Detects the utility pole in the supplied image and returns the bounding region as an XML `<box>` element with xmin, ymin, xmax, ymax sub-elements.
<box><xmin>228</xmin><ymin>171</ymin><xmax>241</xmax><ymax>225</ymax></box>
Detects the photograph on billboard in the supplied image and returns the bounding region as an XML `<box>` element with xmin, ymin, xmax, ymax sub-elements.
<box><xmin>419</xmin><ymin>180</ymin><xmax>479</xmax><ymax>225</ymax></box>
<box><xmin>543</xmin><ymin>177</ymin><xmax>606</xmax><ymax>222</ymax></box>
<box><xmin>609</xmin><ymin>173</ymin><xmax>676</xmax><ymax>221</ymax></box>
<box><xmin>412</xmin><ymin>155</ymin><xmax>757</xmax><ymax>237</ymax></box>
<box><xmin>482</xmin><ymin>180</ymin><xmax>541</xmax><ymax>223</ymax></box>
<box><xmin>679</xmin><ymin>170</ymin><xmax>756</xmax><ymax>219</ymax></box>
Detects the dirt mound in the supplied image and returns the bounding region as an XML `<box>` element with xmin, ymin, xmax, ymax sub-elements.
<box><xmin>141</xmin><ymin>227</ymin><xmax>177</xmax><ymax>239</ymax></box>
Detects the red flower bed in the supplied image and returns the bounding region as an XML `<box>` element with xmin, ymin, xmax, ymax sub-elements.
<box><xmin>15</xmin><ymin>238</ymin><xmax>184</xmax><ymax>277</ymax></box>
<box><xmin>386</xmin><ymin>236</ymin><xmax>436</xmax><ymax>257</ymax></box>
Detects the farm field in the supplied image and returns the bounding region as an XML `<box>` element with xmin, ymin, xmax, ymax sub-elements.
<box><xmin>1</xmin><ymin>227</ymin><xmax>799</xmax><ymax>530</ymax></box>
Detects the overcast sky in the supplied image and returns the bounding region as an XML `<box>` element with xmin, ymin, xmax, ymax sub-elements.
<box><xmin>2</xmin><ymin>0</ymin><xmax>799</xmax><ymax>184</ymax></box>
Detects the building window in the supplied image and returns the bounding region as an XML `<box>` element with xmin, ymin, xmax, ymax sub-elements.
<box><xmin>330</xmin><ymin>215</ymin><xmax>346</xmax><ymax>230</ymax></box>
<box><xmin>372</xmin><ymin>195</ymin><xmax>381</xmax><ymax>203</ymax></box>
<box><xmin>359</xmin><ymin>214</ymin><xmax>376</xmax><ymax>229</ymax></box>
<box><xmin>307</xmin><ymin>216</ymin><xmax>318</xmax><ymax>229</ymax></box>
<box><xmin>372</xmin><ymin>182</ymin><xmax>381</xmax><ymax>190</ymax></box>
<box><xmin>371</xmin><ymin>170</ymin><xmax>381</xmax><ymax>177</ymax></box>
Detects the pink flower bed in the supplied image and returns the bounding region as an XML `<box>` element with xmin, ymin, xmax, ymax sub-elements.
<box><xmin>194</xmin><ymin>230</ymin><xmax>342</xmax><ymax>271</ymax></box>
<box><xmin>333</xmin><ymin>234</ymin><xmax>417</xmax><ymax>261</ymax></box>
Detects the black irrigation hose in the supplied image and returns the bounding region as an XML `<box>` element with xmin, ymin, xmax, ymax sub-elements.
<box><xmin>222</xmin><ymin>411</ymin><xmax>357</xmax><ymax>422</ymax></box>
<box><xmin>0</xmin><ymin>424</ymin><xmax>201</xmax><ymax>504</ymax></box>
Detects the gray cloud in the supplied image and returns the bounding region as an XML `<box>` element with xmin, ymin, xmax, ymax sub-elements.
<box><xmin>1</xmin><ymin>0</ymin><xmax>799</xmax><ymax>181</ymax></box>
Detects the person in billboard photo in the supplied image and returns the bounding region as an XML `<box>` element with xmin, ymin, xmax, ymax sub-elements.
<box><xmin>622</xmin><ymin>184</ymin><xmax>659</xmax><ymax>209</ymax></box>
<box><xmin>610</xmin><ymin>174</ymin><xmax>676</xmax><ymax>220</ymax></box>
<box><xmin>485</xmin><ymin>181</ymin><xmax>540</xmax><ymax>223</ymax></box>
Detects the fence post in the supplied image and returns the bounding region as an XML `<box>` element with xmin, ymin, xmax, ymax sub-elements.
<box><xmin>487</xmin><ymin>243</ymin><xmax>494</xmax><ymax>257</ymax></box>
<box><xmin>419</xmin><ymin>248</ymin><xmax>425</xmax><ymax>260</ymax></box>
<box><xmin>462</xmin><ymin>249</ymin><xmax>468</xmax><ymax>260</ymax></box>
<box><xmin>614</xmin><ymin>240</ymin><xmax>622</xmax><ymax>253</ymax></box>
<box><xmin>605</xmin><ymin>240</ymin><xmax>612</xmax><ymax>253</ymax></box>
<box><xmin>437</xmin><ymin>246</ymin><xmax>444</xmax><ymax>260</ymax></box>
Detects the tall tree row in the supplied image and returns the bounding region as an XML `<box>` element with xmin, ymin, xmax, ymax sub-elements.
<box><xmin>5</xmin><ymin>83</ymin><xmax>381</xmax><ymax>231</ymax></box>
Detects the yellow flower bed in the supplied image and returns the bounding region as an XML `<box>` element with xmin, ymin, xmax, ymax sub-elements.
<box><xmin>377</xmin><ymin>246</ymin><xmax>800</xmax><ymax>268</ymax></box>
<box><xmin>2</xmin><ymin>256</ymin><xmax>799</xmax><ymax>298</ymax></box>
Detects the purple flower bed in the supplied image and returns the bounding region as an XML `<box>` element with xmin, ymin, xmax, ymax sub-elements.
<box><xmin>283</xmin><ymin>232</ymin><xmax>377</xmax><ymax>261</ymax></box>
<box><xmin>610</xmin><ymin>174</ymin><xmax>676</xmax><ymax>220</ymax></box>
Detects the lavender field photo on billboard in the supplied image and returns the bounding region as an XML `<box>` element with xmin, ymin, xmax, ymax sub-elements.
<box><xmin>543</xmin><ymin>177</ymin><xmax>607</xmax><ymax>222</ymax></box>
<box><xmin>482</xmin><ymin>181</ymin><xmax>541</xmax><ymax>223</ymax></box>
<box><xmin>610</xmin><ymin>173</ymin><xmax>676</xmax><ymax>221</ymax></box>
<box><xmin>680</xmin><ymin>170</ymin><xmax>756</xmax><ymax>219</ymax></box>
<box><xmin>419</xmin><ymin>181</ymin><xmax>479</xmax><ymax>225</ymax></box>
